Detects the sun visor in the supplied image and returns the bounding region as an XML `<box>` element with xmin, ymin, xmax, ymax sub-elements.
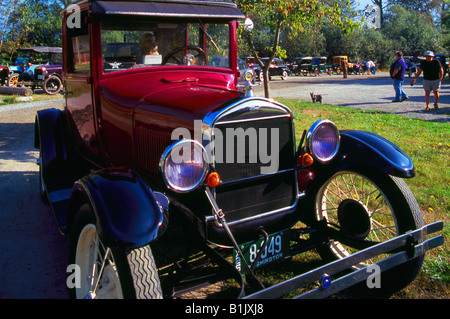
<box><xmin>91</xmin><ymin>0</ymin><xmax>245</xmax><ymax>20</ymax></box>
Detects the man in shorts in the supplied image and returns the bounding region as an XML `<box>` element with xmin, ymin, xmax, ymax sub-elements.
<box><xmin>411</xmin><ymin>51</ymin><xmax>444</xmax><ymax>112</ymax></box>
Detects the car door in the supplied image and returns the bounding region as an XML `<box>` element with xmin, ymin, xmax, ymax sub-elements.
<box><xmin>63</xmin><ymin>9</ymin><xmax>101</xmax><ymax>164</ymax></box>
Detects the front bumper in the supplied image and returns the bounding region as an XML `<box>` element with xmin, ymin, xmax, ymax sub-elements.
<box><xmin>245</xmin><ymin>221</ymin><xmax>444</xmax><ymax>299</ymax></box>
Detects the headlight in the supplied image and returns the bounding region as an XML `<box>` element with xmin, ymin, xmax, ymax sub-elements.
<box><xmin>306</xmin><ymin>120</ymin><xmax>340</xmax><ymax>163</ymax></box>
<box><xmin>159</xmin><ymin>139</ymin><xmax>208</xmax><ymax>192</ymax></box>
<box><xmin>243</xmin><ymin>70</ymin><xmax>254</xmax><ymax>82</ymax></box>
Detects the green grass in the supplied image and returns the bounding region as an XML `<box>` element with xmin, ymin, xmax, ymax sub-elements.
<box><xmin>277</xmin><ymin>98</ymin><xmax>450</xmax><ymax>298</ymax></box>
<box><xmin>0</xmin><ymin>93</ymin><xmax>62</xmax><ymax>105</ymax></box>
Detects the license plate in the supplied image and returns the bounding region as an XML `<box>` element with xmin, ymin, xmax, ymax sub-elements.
<box><xmin>38</xmin><ymin>75</ymin><xmax>44</xmax><ymax>79</ymax></box>
<box><xmin>234</xmin><ymin>230</ymin><xmax>289</xmax><ymax>273</ymax></box>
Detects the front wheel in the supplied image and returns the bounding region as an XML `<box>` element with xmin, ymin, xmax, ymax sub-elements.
<box><xmin>313</xmin><ymin>168</ymin><xmax>424</xmax><ymax>297</ymax></box>
<box><xmin>43</xmin><ymin>76</ymin><xmax>62</xmax><ymax>95</ymax></box>
<box><xmin>68</xmin><ymin>204</ymin><xmax>163</xmax><ymax>299</ymax></box>
<box><xmin>7</xmin><ymin>74</ymin><xmax>19</xmax><ymax>87</ymax></box>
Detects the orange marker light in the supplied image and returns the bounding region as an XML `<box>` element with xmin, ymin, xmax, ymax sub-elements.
<box><xmin>207</xmin><ymin>172</ymin><xmax>221</xmax><ymax>188</ymax></box>
<box><xmin>301</xmin><ymin>153</ymin><xmax>314</xmax><ymax>167</ymax></box>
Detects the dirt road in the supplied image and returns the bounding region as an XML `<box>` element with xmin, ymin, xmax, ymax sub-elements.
<box><xmin>254</xmin><ymin>72</ymin><xmax>449</xmax><ymax>123</ymax></box>
<box><xmin>0</xmin><ymin>73</ymin><xmax>447</xmax><ymax>299</ymax></box>
<box><xmin>0</xmin><ymin>99</ymin><xmax>69</xmax><ymax>298</ymax></box>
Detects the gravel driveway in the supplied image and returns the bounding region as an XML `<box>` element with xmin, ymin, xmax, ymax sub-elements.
<box><xmin>0</xmin><ymin>72</ymin><xmax>447</xmax><ymax>299</ymax></box>
<box><xmin>254</xmin><ymin>72</ymin><xmax>449</xmax><ymax>123</ymax></box>
<box><xmin>0</xmin><ymin>99</ymin><xmax>69</xmax><ymax>298</ymax></box>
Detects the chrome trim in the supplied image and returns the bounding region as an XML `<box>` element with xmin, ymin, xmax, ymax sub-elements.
<box><xmin>306</xmin><ymin>119</ymin><xmax>340</xmax><ymax>163</ymax></box>
<box><xmin>159</xmin><ymin>139</ymin><xmax>209</xmax><ymax>193</ymax></box>
<box><xmin>202</xmin><ymin>96</ymin><xmax>296</xmax><ymax>167</ymax></box>
<box><xmin>202</xmin><ymin>97</ymin><xmax>292</xmax><ymax>131</ymax></box>
<box><xmin>214</xmin><ymin>113</ymin><xmax>291</xmax><ymax>126</ymax></box>
<box><xmin>244</xmin><ymin>221</ymin><xmax>444</xmax><ymax>299</ymax></box>
<box><xmin>201</xmin><ymin>96</ymin><xmax>299</xmax><ymax>226</ymax></box>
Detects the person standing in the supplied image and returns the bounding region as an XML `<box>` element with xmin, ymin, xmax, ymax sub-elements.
<box><xmin>390</xmin><ymin>51</ymin><xmax>408</xmax><ymax>102</ymax></box>
<box><xmin>366</xmin><ymin>60</ymin><xmax>375</xmax><ymax>75</ymax></box>
<box><xmin>370</xmin><ymin>60</ymin><xmax>376</xmax><ymax>75</ymax></box>
<box><xmin>411</xmin><ymin>51</ymin><xmax>444</xmax><ymax>112</ymax></box>
<box><xmin>343</xmin><ymin>59</ymin><xmax>348</xmax><ymax>78</ymax></box>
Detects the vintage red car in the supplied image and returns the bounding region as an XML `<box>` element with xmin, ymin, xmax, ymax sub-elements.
<box><xmin>35</xmin><ymin>0</ymin><xmax>443</xmax><ymax>299</ymax></box>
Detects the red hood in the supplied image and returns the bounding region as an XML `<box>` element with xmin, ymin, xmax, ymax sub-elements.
<box><xmin>99</xmin><ymin>68</ymin><xmax>241</xmax><ymax>121</ymax></box>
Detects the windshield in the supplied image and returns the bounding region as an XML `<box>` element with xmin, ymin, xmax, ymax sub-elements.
<box><xmin>101</xmin><ymin>20</ymin><xmax>230</xmax><ymax>74</ymax></box>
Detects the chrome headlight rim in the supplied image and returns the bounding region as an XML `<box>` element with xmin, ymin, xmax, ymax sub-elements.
<box><xmin>159</xmin><ymin>139</ymin><xmax>209</xmax><ymax>193</ymax></box>
<box><xmin>306</xmin><ymin>120</ymin><xmax>340</xmax><ymax>163</ymax></box>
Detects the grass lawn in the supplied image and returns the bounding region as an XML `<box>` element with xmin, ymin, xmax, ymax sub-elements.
<box><xmin>277</xmin><ymin>98</ymin><xmax>449</xmax><ymax>298</ymax></box>
<box><xmin>0</xmin><ymin>92</ymin><xmax>62</xmax><ymax>105</ymax></box>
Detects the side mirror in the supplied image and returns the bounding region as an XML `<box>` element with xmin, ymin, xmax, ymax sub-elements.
<box><xmin>244</xmin><ymin>17</ymin><xmax>254</xmax><ymax>32</ymax></box>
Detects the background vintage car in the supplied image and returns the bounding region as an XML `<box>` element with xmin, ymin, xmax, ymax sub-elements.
<box><xmin>1</xmin><ymin>46</ymin><xmax>62</xmax><ymax>94</ymax></box>
<box><xmin>260</xmin><ymin>57</ymin><xmax>289</xmax><ymax>80</ymax></box>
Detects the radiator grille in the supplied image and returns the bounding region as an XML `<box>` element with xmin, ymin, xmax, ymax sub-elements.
<box><xmin>136</xmin><ymin>125</ymin><xmax>172</xmax><ymax>175</ymax></box>
<box><xmin>213</xmin><ymin>115</ymin><xmax>297</xmax><ymax>223</ymax></box>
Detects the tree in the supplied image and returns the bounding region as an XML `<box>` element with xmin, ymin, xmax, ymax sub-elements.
<box><xmin>383</xmin><ymin>5</ymin><xmax>441</xmax><ymax>57</ymax></box>
<box><xmin>0</xmin><ymin>0</ymin><xmax>73</xmax><ymax>61</ymax></box>
<box><xmin>235</xmin><ymin>0</ymin><xmax>359</xmax><ymax>98</ymax></box>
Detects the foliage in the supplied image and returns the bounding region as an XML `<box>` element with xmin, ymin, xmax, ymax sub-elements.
<box><xmin>0</xmin><ymin>0</ymin><xmax>70</xmax><ymax>61</ymax></box>
<box><xmin>0</xmin><ymin>1</ymin><xmax>447</xmax><ymax>79</ymax></box>
<box><xmin>235</xmin><ymin>0</ymin><xmax>360</xmax><ymax>98</ymax></box>
<box><xmin>238</xmin><ymin>1</ymin><xmax>447</xmax><ymax>72</ymax></box>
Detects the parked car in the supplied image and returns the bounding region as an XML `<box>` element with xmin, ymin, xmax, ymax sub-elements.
<box><xmin>404</xmin><ymin>56</ymin><xmax>418</xmax><ymax>78</ymax></box>
<box><xmin>1</xmin><ymin>46</ymin><xmax>63</xmax><ymax>94</ymax></box>
<box><xmin>35</xmin><ymin>0</ymin><xmax>443</xmax><ymax>299</ymax></box>
<box><xmin>311</xmin><ymin>56</ymin><xmax>332</xmax><ymax>75</ymax></box>
<box><xmin>241</xmin><ymin>56</ymin><xmax>258</xmax><ymax>67</ymax></box>
<box><xmin>260</xmin><ymin>57</ymin><xmax>289</xmax><ymax>80</ymax></box>
<box><xmin>434</xmin><ymin>54</ymin><xmax>449</xmax><ymax>77</ymax></box>
<box><xmin>332</xmin><ymin>56</ymin><xmax>346</xmax><ymax>74</ymax></box>
<box><xmin>293</xmin><ymin>57</ymin><xmax>314</xmax><ymax>76</ymax></box>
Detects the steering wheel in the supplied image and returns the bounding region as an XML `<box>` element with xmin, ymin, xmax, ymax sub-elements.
<box><xmin>162</xmin><ymin>45</ymin><xmax>208</xmax><ymax>66</ymax></box>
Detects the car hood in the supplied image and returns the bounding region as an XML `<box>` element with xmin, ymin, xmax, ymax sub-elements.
<box><xmin>99</xmin><ymin>69</ymin><xmax>242</xmax><ymax>121</ymax></box>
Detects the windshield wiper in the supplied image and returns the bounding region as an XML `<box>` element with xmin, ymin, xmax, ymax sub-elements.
<box><xmin>198</xmin><ymin>20</ymin><xmax>219</xmax><ymax>51</ymax></box>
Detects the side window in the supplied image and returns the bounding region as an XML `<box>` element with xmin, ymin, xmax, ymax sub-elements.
<box><xmin>71</xmin><ymin>35</ymin><xmax>90</xmax><ymax>73</ymax></box>
<box><xmin>66</xmin><ymin>10</ymin><xmax>90</xmax><ymax>74</ymax></box>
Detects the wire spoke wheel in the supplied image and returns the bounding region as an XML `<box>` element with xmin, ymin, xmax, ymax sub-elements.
<box><xmin>76</xmin><ymin>224</ymin><xmax>123</xmax><ymax>299</ymax></box>
<box><xmin>313</xmin><ymin>168</ymin><xmax>425</xmax><ymax>296</ymax></box>
<box><xmin>316</xmin><ymin>171</ymin><xmax>398</xmax><ymax>266</ymax></box>
<box><xmin>43</xmin><ymin>76</ymin><xmax>62</xmax><ymax>95</ymax></box>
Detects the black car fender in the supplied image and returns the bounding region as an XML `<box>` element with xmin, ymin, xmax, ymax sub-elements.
<box><xmin>298</xmin><ymin>130</ymin><xmax>415</xmax><ymax>225</ymax></box>
<box><xmin>334</xmin><ymin>130</ymin><xmax>415</xmax><ymax>178</ymax></box>
<box><xmin>68</xmin><ymin>168</ymin><xmax>167</xmax><ymax>249</ymax></box>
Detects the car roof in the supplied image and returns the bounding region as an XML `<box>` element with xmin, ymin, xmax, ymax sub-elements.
<box><xmin>19</xmin><ymin>46</ymin><xmax>62</xmax><ymax>54</ymax></box>
<box><xmin>70</xmin><ymin>0</ymin><xmax>245</xmax><ymax>20</ymax></box>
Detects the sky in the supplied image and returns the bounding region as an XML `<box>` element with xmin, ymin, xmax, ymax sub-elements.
<box><xmin>356</xmin><ymin>0</ymin><xmax>372</xmax><ymax>9</ymax></box>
